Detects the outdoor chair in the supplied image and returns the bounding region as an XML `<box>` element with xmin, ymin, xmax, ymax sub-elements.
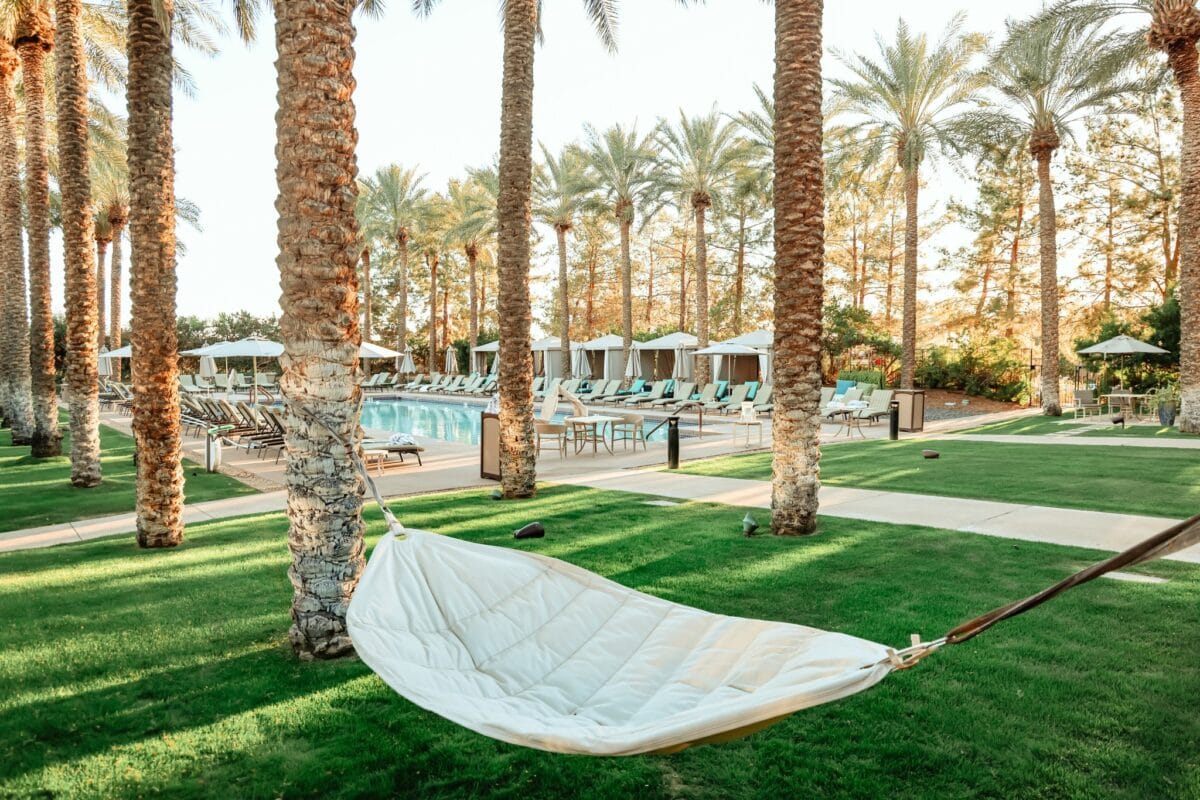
<box><xmin>819</xmin><ymin>387</ymin><xmax>835</xmax><ymax>408</ymax></box>
<box><xmin>561</xmin><ymin>379</ymin><xmax>581</xmax><ymax>395</ymax></box>
<box><xmin>598</xmin><ymin>379</ymin><xmax>644</xmax><ymax>404</ymax></box>
<box><xmin>534</xmin><ymin>421</ymin><xmax>569</xmax><ymax>459</ymax></box>
<box><xmin>445</xmin><ymin>375</ymin><xmax>480</xmax><ymax>395</ymax></box>
<box><xmin>752</xmin><ymin>384</ymin><xmax>773</xmax><ymax>413</ymax></box>
<box><xmin>361</xmin><ymin>373</ymin><xmax>385</xmax><ymax>391</ymax></box>
<box><xmin>704</xmin><ymin>384</ymin><xmax>748</xmax><ymax>412</ymax></box>
<box><xmin>743</xmin><ymin>381</ymin><xmax>760</xmax><ymax>401</ymax></box>
<box><xmin>530</xmin><ymin>376</ymin><xmax>545</xmax><ymax>395</ymax></box>
<box><xmin>652</xmin><ymin>381</ymin><xmax>694</xmax><ymax>408</ymax></box>
<box><xmin>577</xmin><ymin>380</ymin><xmax>611</xmax><ymax>402</ymax></box>
<box><xmin>612</xmin><ymin>412</ymin><xmax>646</xmax><ymax>451</ymax></box>
<box><xmin>401</xmin><ymin>374</ymin><xmax>427</xmax><ymax>390</ymax></box>
<box><xmin>469</xmin><ymin>377</ymin><xmax>497</xmax><ymax>395</ymax></box>
<box><xmin>213</xmin><ymin>374</ymin><xmax>230</xmax><ymax>390</ymax></box>
<box><xmin>840</xmin><ymin>387</ymin><xmax>864</xmax><ymax>404</ymax></box>
<box><xmin>853</xmin><ymin>389</ymin><xmax>893</xmax><ymax>425</ymax></box>
<box><xmin>178</xmin><ymin>375</ymin><xmax>203</xmax><ymax>395</ymax></box>
<box><xmin>668</xmin><ymin>383</ymin><xmax>717</xmax><ymax>412</ymax></box>
<box><xmin>194</xmin><ymin>375</ymin><xmax>216</xmax><ymax>393</ymax></box>
<box><xmin>623</xmin><ymin>380</ymin><xmax>668</xmax><ymax>406</ymax></box>
<box><xmin>1072</xmin><ymin>389</ymin><xmax>1101</xmax><ymax>418</ymax></box>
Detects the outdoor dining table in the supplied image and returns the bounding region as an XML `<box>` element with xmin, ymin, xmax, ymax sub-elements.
<box><xmin>1101</xmin><ymin>392</ymin><xmax>1151</xmax><ymax>420</ymax></box>
<box><xmin>565</xmin><ymin>414</ymin><xmax>621</xmax><ymax>456</ymax></box>
<box><xmin>824</xmin><ymin>401</ymin><xmax>869</xmax><ymax>439</ymax></box>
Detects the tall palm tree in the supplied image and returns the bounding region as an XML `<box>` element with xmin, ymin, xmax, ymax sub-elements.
<box><xmin>357</xmin><ymin>164</ymin><xmax>427</xmax><ymax>353</ymax></box>
<box><xmin>126</xmin><ymin>0</ymin><xmax>184</xmax><ymax>544</ymax></box>
<box><xmin>15</xmin><ymin>2</ymin><xmax>60</xmax><ymax>457</ymax></box>
<box><xmin>534</xmin><ymin>142</ymin><xmax>592</xmax><ymax>375</ymax></box>
<box><xmin>771</xmin><ymin>0</ymin><xmax>826</xmax><ymax>536</ymax></box>
<box><xmin>1048</xmin><ymin>0</ymin><xmax>1200</xmax><ymax>430</ymax></box>
<box><xmin>272</xmin><ymin>0</ymin><xmax>366</xmax><ymax>659</ymax></box>
<box><xmin>653</xmin><ymin>109</ymin><xmax>746</xmax><ymax>384</ymax></box>
<box><xmin>0</xmin><ymin>41</ymin><xmax>34</xmax><ymax>444</ymax></box>
<box><xmin>584</xmin><ymin>122</ymin><xmax>656</xmax><ymax>372</ymax></box>
<box><xmin>105</xmin><ymin>191</ymin><xmax>129</xmax><ymax>347</ymax></box>
<box><xmin>983</xmin><ymin>17</ymin><xmax>1138</xmax><ymax>416</ymax></box>
<box><xmin>444</xmin><ymin>174</ymin><xmax>497</xmax><ymax>349</ymax></box>
<box><xmin>56</xmin><ymin>0</ymin><xmax>103</xmax><ymax>486</ymax></box>
<box><xmin>94</xmin><ymin>209</ymin><xmax>112</xmax><ymax>349</ymax></box>
<box><xmin>829</xmin><ymin>15</ymin><xmax>984</xmax><ymax>388</ymax></box>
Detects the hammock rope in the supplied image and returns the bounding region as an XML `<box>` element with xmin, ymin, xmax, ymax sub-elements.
<box><xmin>281</xmin><ymin>395</ymin><xmax>1200</xmax><ymax>665</ymax></box>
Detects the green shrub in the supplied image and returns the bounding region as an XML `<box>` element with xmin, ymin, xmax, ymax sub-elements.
<box><xmin>915</xmin><ymin>337</ymin><xmax>1027</xmax><ymax>403</ymax></box>
<box><xmin>837</xmin><ymin>369</ymin><xmax>885</xmax><ymax>388</ymax></box>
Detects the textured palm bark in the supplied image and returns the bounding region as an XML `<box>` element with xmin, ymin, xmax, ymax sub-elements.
<box><xmin>466</xmin><ymin>244</ymin><xmax>478</xmax><ymax>348</ymax></box>
<box><xmin>496</xmin><ymin>0</ymin><xmax>537</xmax><ymax>497</ymax></box>
<box><xmin>426</xmin><ymin>251</ymin><xmax>438</xmax><ymax>369</ymax></box>
<box><xmin>395</xmin><ymin>230</ymin><xmax>409</xmax><ymax>352</ymax></box>
<box><xmin>900</xmin><ymin>166</ymin><xmax>919</xmax><ymax>389</ymax></box>
<box><xmin>0</xmin><ymin>45</ymin><xmax>34</xmax><ymax>444</ymax></box>
<box><xmin>96</xmin><ymin>236</ymin><xmax>110</xmax><ymax>349</ymax></box>
<box><xmin>17</xmin><ymin>11</ymin><xmax>60</xmax><ymax>457</ymax></box>
<box><xmin>108</xmin><ymin>205</ymin><xmax>127</xmax><ymax>347</ymax></box>
<box><xmin>693</xmin><ymin>202</ymin><xmax>711</xmax><ymax>386</ymax></box>
<box><xmin>771</xmin><ymin>0</ymin><xmax>824</xmax><ymax>536</ymax></box>
<box><xmin>619</xmin><ymin>211</ymin><xmax>633</xmax><ymax>381</ymax></box>
<box><xmin>555</xmin><ymin>226</ymin><xmax>570</xmax><ymax>378</ymax></box>
<box><xmin>274</xmin><ymin>0</ymin><xmax>365</xmax><ymax>659</ymax></box>
<box><xmin>360</xmin><ymin>247</ymin><xmax>372</xmax><ymax>342</ymax></box>
<box><xmin>1034</xmin><ymin>145</ymin><xmax>1062</xmax><ymax>416</ymax></box>
<box><xmin>1153</xmin><ymin>5</ymin><xmax>1200</xmax><ymax>433</ymax></box>
<box><xmin>56</xmin><ymin>0</ymin><xmax>101</xmax><ymax>486</ymax></box>
<box><xmin>128</xmin><ymin>0</ymin><xmax>183</xmax><ymax>543</ymax></box>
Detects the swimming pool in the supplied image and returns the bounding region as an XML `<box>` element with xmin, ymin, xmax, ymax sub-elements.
<box><xmin>360</xmin><ymin>398</ymin><xmax>678</xmax><ymax>445</ymax></box>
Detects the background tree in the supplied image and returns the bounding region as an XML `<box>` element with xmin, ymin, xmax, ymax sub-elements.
<box><xmin>829</xmin><ymin>14</ymin><xmax>985</xmax><ymax>388</ymax></box>
<box><xmin>444</xmin><ymin>172</ymin><xmax>497</xmax><ymax>349</ymax></box>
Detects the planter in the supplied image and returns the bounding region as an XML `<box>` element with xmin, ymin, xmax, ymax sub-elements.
<box><xmin>1158</xmin><ymin>401</ymin><xmax>1177</xmax><ymax>427</ymax></box>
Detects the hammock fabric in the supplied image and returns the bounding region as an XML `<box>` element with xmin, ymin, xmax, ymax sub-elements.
<box><xmin>291</xmin><ymin>400</ymin><xmax>1200</xmax><ymax>756</ymax></box>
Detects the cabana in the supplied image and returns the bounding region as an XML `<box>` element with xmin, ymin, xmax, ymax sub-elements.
<box><xmin>470</xmin><ymin>340</ymin><xmax>499</xmax><ymax>374</ymax></box>
<box><xmin>725</xmin><ymin>329</ymin><xmax>774</xmax><ymax>382</ymax></box>
<box><xmin>531</xmin><ymin>336</ymin><xmax>566</xmax><ymax>380</ymax></box>
<box><xmin>579</xmin><ymin>334</ymin><xmax>625</xmax><ymax>381</ymax></box>
<box><xmin>634</xmin><ymin>331</ymin><xmax>698</xmax><ymax>381</ymax></box>
<box><xmin>694</xmin><ymin>342</ymin><xmax>764</xmax><ymax>384</ymax></box>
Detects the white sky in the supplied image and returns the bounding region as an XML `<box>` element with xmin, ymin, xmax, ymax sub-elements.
<box><xmin>64</xmin><ymin>0</ymin><xmax>1049</xmax><ymax>323</ymax></box>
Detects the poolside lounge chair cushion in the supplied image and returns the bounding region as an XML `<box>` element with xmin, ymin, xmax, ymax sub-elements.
<box><xmin>835</xmin><ymin>379</ymin><xmax>856</xmax><ymax>396</ymax></box>
<box><xmin>348</xmin><ymin>529</ymin><xmax>891</xmax><ymax>756</ymax></box>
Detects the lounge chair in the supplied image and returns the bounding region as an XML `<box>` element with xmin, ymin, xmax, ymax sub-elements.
<box><xmin>855</xmin><ymin>381</ymin><xmax>877</xmax><ymax>397</ymax></box>
<box><xmin>705</xmin><ymin>384</ymin><xmax>749</xmax><ymax>413</ymax></box>
<box><xmin>578</xmin><ymin>379</ymin><xmax>614</xmax><ymax>402</ymax></box>
<box><xmin>401</xmin><ymin>373</ymin><xmax>428</xmax><ymax>390</ymax></box>
<box><xmin>360</xmin><ymin>439</ymin><xmax>425</xmax><ymax>469</ymax></box>
<box><xmin>597</xmin><ymin>379</ymin><xmax>643</xmax><ymax>404</ymax></box>
<box><xmin>853</xmin><ymin>389</ymin><xmax>893</xmax><ymax>424</ymax></box>
<box><xmin>418</xmin><ymin>375</ymin><xmax>450</xmax><ymax>393</ymax></box>
<box><xmin>652</xmin><ymin>381</ymin><xmax>694</xmax><ymax>408</ymax></box>
<box><xmin>743</xmin><ymin>381</ymin><xmax>760</xmax><ymax>401</ymax></box>
<box><xmin>819</xmin><ymin>387</ymin><xmax>835</xmax><ymax>408</ymax></box>
<box><xmin>445</xmin><ymin>375</ymin><xmax>481</xmax><ymax>395</ymax></box>
<box><xmin>530</xmin><ymin>376</ymin><xmax>545</xmax><ymax>395</ymax></box>
<box><xmin>469</xmin><ymin>377</ymin><xmax>497</xmax><ymax>395</ymax></box>
<box><xmin>213</xmin><ymin>374</ymin><xmax>230</xmax><ymax>391</ymax></box>
<box><xmin>535</xmin><ymin>377</ymin><xmax>561</xmax><ymax>400</ymax></box>
<box><xmin>178</xmin><ymin>375</ymin><xmax>203</xmax><ymax>395</ymax></box>
<box><xmin>560</xmin><ymin>379</ymin><xmax>581</xmax><ymax>396</ymax></box>
<box><xmin>623</xmin><ymin>380</ymin><xmax>668</xmax><ymax>407</ymax></box>
<box><xmin>752</xmin><ymin>384</ymin><xmax>773</xmax><ymax>412</ymax></box>
<box><xmin>361</xmin><ymin>373</ymin><xmax>386</xmax><ymax>391</ymax></box>
<box><xmin>668</xmin><ymin>383</ymin><xmax>717</xmax><ymax>412</ymax></box>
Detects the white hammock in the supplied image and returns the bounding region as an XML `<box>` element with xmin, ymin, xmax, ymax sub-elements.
<box><xmin>347</xmin><ymin>528</ymin><xmax>896</xmax><ymax>755</ymax></box>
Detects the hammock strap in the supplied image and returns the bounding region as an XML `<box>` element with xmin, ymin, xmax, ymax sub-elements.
<box><xmin>281</xmin><ymin>395</ymin><xmax>409</xmax><ymax>541</ymax></box>
<box><xmin>943</xmin><ymin>511</ymin><xmax>1200</xmax><ymax>645</ymax></box>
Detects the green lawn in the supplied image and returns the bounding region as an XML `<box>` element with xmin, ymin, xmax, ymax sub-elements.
<box><xmin>1</xmin><ymin>485</ymin><xmax>1197</xmax><ymax>798</ymax></box>
<box><xmin>963</xmin><ymin>414</ymin><xmax>1190</xmax><ymax>438</ymax></box>
<box><xmin>0</xmin><ymin>420</ymin><xmax>256</xmax><ymax>533</ymax></box>
<box><xmin>677</xmin><ymin>439</ymin><xmax>1200</xmax><ymax>518</ymax></box>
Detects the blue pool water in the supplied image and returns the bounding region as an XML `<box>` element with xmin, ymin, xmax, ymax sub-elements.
<box><xmin>360</xmin><ymin>398</ymin><xmax>677</xmax><ymax>445</ymax></box>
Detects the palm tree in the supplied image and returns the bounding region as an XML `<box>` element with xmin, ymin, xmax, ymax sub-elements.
<box><xmin>15</xmin><ymin>2</ymin><xmax>60</xmax><ymax>457</ymax></box>
<box><xmin>1047</xmin><ymin>1</ymin><xmax>1200</xmax><ymax>430</ymax></box>
<box><xmin>584</xmin><ymin>122</ymin><xmax>656</xmax><ymax>371</ymax></box>
<box><xmin>771</xmin><ymin>0</ymin><xmax>826</xmax><ymax>536</ymax></box>
<box><xmin>983</xmin><ymin>17</ymin><xmax>1138</xmax><ymax>416</ymax></box>
<box><xmin>125</xmin><ymin>0</ymin><xmax>186</xmax><ymax>545</ymax></box>
<box><xmin>829</xmin><ymin>15</ymin><xmax>985</xmax><ymax>388</ymax></box>
<box><xmin>105</xmin><ymin>191</ymin><xmax>129</xmax><ymax>347</ymax></box>
<box><xmin>94</xmin><ymin>209</ymin><xmax>112</xmax><ymax>349</ymax></box>
<box><xmin>534</xmin><ymin>142</ymin><xmax>592</xmax><ymax>376</ymax></box>
<box><xmin>0</xmin><ymin>40</ymin><xmax>34</xmax><ymax>444</ymax></box>
<box><xmin>357</xmin><ymin>164</ymin><xmax>428</xmax><ymax>354</ymax></box>
<box><xmin>653</xmin><ymin>109</ymin><xmax>747</xmax><ymax>384</ymax></box>
<box><xmin>444</xmin><ymin>174</ymin><xmax>497</xmax><ymax>348</ymax></box>
<box><xmin>56</xmin><ymin>0</ymin><xmax>103</xmax><ymax>486</ymax></box>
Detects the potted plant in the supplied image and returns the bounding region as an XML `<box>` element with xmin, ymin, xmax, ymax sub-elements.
<box><xmin>1155</xmin><ymin>382</ymin><xmax>1180</xmax><ymax>427</ymax></box>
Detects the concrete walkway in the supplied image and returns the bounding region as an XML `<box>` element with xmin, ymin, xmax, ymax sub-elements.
<box><xmin>554</xmin><ymin>469</ymin><xmax>1200</xmax><ymax>564</ymax></box>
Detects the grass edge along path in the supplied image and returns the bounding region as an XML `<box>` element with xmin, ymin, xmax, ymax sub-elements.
<box><xmin>674</xmin><ymin>438</ymin><xmax>1200</xmax><ymax>519</ymax></box>
<box><xmin>960</xmin><ymin>415</ymin><xmax>1188</xmax><ymax>438</ymax></box>
<box><xmin>0</xmin><ymin>419</ymin><xmax>257</xmax><ymax>533</ymax></box>
<box><xmin>0</xmin><ymin>484</ymin><xmax>1197</xmax><ymax>799</ymax></box>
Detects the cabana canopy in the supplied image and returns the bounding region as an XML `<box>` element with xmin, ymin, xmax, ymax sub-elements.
<box><xmin>633</xmin><ymin>332</ymin><xmax>698</xmax><ymax>381</ymax></box>
<box><xmin>361</xmin><ymin>341</ymin><xmax>402</xmax><ymax>359</ymax></box>
<box><xmin>581</xmin><ymin>334</ymin><xmax>625</xmax><ymax>380</ymax></box>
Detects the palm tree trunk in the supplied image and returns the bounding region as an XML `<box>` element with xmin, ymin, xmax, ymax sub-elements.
<box><xmin>619</xmin><ymin>213</ymin><xmax>633</xmax><ymax>375</ymax></box>
<box><xmin>427</xmin><ymin>252</ymin><xmax>438</xmax><ymax>370</ymax></box>
<box><xmin>556</xmin><ymin>226</ymin><xmax>571</xmax><ymax>379</ymax></box>
<box><xmin>496</xmin><ymin>0</ymin><xmax>537</xmax><ymax>498</ymax></box>
<box><xmin>1164</xmin><ymin>31</ymin><xmax>1200</xmax><ymax>433</ymax></box>
<box><xmin>900</xmin><ymin>165</ymin><xmax>919</xmax><ymax>389</ymax></box>
<box><xmin>646</xmin><ymin>242</ymin><xmax>655</xmax><ymax>326</ymax></box>
<box><xmin>17</xmin><ymin>13</ymin><xmax>61</xmax><ymax>458</ymax></box>
<box><xmin>128</xmin><ymin>0</ymin><xmax>184</xmax><ymax>543</ymax></box>
<box><xmin>467</xmin><ymin>246</ymin><xmax>478</xmax><ymax>348</ymax></box>
<box><xmin>56</xmin><ymin>0</ymin><xmax>102</xmax><ymax>486</ymax></box>
<box><xmin>1005</xmin><ymin>196</ymin><xmax>1025</xmax><ymax>336</ymax></box>
<box><xmin>1034</xmin><ymin>146</ymin><xmax>1062</xmax><ymax>416</ymax></box>
<box><xmin>109</xmin><ymin>215</ymin><xmax>126</xmax><ymax>346</ymax></box>
<box><xmin>884</xmin><ymin>199</ymin><xmax>897</xmax><ymax>324</ymax></box>
<box><xmin>0</xmin><ymin>45</ymin><xmax>34</xmax><ymax>444</ymax></box>
<box><xmin>360</xmin><ymin>247</ymin><xmax>372</xmax><ymax>342</ymax></box>
<box><xmin>771</xmin><ymin>0</ymin><xmax>824</xmax><ymax>536</ymax></box>
<box><xmin>734</xmin><ymin>213</ymin><xmax>746</xmax><ymax>331</ymax></box>
<box><xmin>693</xmin><ymin>204</ymin><xmax>711</xmax><ymax>386</ymax></box>
<box><xmin>395</xmin><ymin>231</ymin><xmax>409</xmax><ymax>352</ymax></box>
<box><xmin>274</xmin><ymin>0</ymin><xmax>365</xmax><ymax>659</ymax></box>
<box><xmin>96</xmin><ymin>238</ymin><xmax>109</xmax><ymax>349</ymax></box>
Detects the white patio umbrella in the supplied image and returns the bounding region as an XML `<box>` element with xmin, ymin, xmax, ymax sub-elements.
<box><xmin>361</xmin><ymin>341</ymin><xmax>402</xmax><ymax>359</ymax></box>
<box><xmin>198</xmin><ymin>355</ymin><xmax>217</xmax><ymax>379</ymax></box>
<box><xmin>201</xmin><ymin>336</ymin><xmax>284</xmax><ymax>401</ymax></box>
<box><xmin>672</xmin><ymin>344</ymin><xmax>689</xmax><ymax>381</ymax></box>
<box><xmin>97</xmin><ymin>346</ymin><xmax>113</xmax><ymax>379</ymax></box>
<box><xmin>107</xmin><ymin>344</ymin><xmax>132</xmax><ymax>358</ymax></box>
<box><xmin>396</xmin><ymin>346</ymin><xmax>416</xmax><ymax>375</ymax></box>
<box><xmin>571</xmin><ymin>346</ymin><xmax>591</xmax><ymax>379</ymax></box>
<box><xmin>1076</xmin><ymin>335</ymin><xmax>1169</xmax><ymax>356</ymax></box>
<box><xmin>488</xmin><ymin>351</ymin><xmax>500</xmax><ymax>377</ymax></box>
<box><xmin>623</xmin><ymin>347</ymin><xmax>639</xmax><ymax>380</ymax></box>
<box><xmin>444</xmin><ymin>346</ymin><xmax>459</xmax><ymax>375</ymax></box>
